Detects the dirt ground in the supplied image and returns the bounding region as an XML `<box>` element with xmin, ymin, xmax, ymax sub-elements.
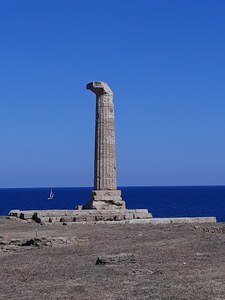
<box><xmin>0</xmin><ymin>217</ymin><xmax>225</xmax><ymax>300</ymax></box>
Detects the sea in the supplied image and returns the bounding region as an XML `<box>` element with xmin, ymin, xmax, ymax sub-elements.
<box><xmin>0</xmin><ymin>186</ymin><xmax>225</xmax><ymax>222</ymax></box>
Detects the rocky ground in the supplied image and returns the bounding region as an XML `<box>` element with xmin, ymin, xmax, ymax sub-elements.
<box><xmin>0</xmin><ymin>217</ymin><xmax>225</xmax><ymax>300</ymax></box>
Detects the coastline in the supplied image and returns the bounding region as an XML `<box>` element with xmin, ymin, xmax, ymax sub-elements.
<box><xmin>1</xmin><ymin>186</ymin><xmax>224</xmax><ymax>221</ymax></box>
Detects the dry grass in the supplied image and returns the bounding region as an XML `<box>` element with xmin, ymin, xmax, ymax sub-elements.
<box><xmin>0</xmin><ymin>218</ymin><xmax>225</xmax><ymax>299</ymax></box>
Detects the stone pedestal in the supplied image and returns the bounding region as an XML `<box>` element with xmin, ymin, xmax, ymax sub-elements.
<box><xmin>88</xmin><ymin>190</ymin><xmax>125</xmax><ymax>210</ymax></box>
<box><xmin>86</xmin><ymin>81</ymin><xmax>125</xmax><ymax>210</ymax></box>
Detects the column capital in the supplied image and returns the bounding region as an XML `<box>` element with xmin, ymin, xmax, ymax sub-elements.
<box><xmin>86</xmin><ymin>81</ymin><xmax>113</xmax><ymax>96</ymax></box>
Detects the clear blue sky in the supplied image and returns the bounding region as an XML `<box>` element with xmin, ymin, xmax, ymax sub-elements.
<box><xmin>0</xmin><ymin>0</ymin><xmax>225</xmax><ymax>187</ymax></box>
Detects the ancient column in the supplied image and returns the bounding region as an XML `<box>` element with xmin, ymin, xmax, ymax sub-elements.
<box><xmin>86</xmin><ymin>81</ymin><xmax>125</xmax><ymax>210</ymax></box>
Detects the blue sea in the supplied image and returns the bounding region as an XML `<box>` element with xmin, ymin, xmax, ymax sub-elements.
<box><xmin>0</xmin><ymin>186</ymin><xmax>225</xmax><ymax>222</ymax></box>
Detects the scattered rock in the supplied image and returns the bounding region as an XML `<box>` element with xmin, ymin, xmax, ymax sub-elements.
<box><xmin>96</xmin><ymin>253</ymin><xmax>136</xmax><ymax>265</ymax></box>
<box><xmin>204</xmin><ymin>226</ymin><xmax>225</xmax><ymax>234</ymax></box>
<box><xmin>194</xmin><ymin>225</ymin><xmax>200</xmax><ymax>229</ymax></box>
<box><xmin>0</xmin><ymin>240</ymin><xmax>9</xmax><ymax>246</ymax></box>
<box><xmin>0</xmin><ymin>235</ymin><xmax>89</xmax><ymax>253</ymax></box>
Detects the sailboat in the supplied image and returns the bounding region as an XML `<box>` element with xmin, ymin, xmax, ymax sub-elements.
<box><xmin>48</xmin><ymin>189</ymin><xmax>54</xmax><ymax>200</ymax></box>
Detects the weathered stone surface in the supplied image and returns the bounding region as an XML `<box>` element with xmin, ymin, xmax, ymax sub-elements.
<box><xmin>86</xmin><ymin>81</ymin><xmax>125</xmax><ymax>210</ymax></box>
<box><xmin>203</xmin><ymin>225</ymin><xmax>225</xmax><ymax>233</ymax></box>
<box><xmin>8</xmin><ymin>210</ymin><xmax>216</xmax><ymax>225</ymax></box>
<box><xmin>75</xmin><ymin>205</ymin><xmax>83</xmax><ymax>211</ymax></box>
<box><xmin>148</xmin><ymin>217</ymin><xmax>217</xmax><ymax>224</ymax></box>
<box><xmin>33</xmin><ymin>210</ymin><xmax>80</xmax><ymax>217</ymax></box>
<box><xmin>96</xmin><ymin>253</ymin><xmax>136</xmax><ymax>265</ymax></box>
<box><xmin>20</xmin><ymin>211</ymin><xmax>35</xmax><ymax>220</ymax></box>
<box><xmin>10</xmin><ymin>209</ymin><xmax>151</xmax><ymax>223</ymax></box>
<box><xmin>0</xmin><ymin>236</ymin><xmax>89</xmax><ymax>252</ymax></box>
<box><xmin>8</xmin><ymin>210</ymin><xmax>20</xmax><ymax>217</ymax></box>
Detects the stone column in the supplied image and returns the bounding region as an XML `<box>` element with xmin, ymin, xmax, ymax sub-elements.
<box><xmin>86</xmin><ymin>81</ymin><xmax>125</xmax><ymax>210</ymax></box>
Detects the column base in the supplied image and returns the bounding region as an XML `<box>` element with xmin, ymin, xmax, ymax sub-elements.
<box><xmin>86</xmin><ymin>190</ymin><xmax>126</xmax><ymax>210</ymax></box>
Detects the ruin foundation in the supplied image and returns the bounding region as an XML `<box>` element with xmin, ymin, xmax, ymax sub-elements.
<box><xmin>9</xmin><ymin>209</ymin><xmax>152</xmax><ymax>224</ymax></box>
<box><xmin>8</xmin><ymin>210</ymin><xmax>216</xmax><ymax>225</ymax></box>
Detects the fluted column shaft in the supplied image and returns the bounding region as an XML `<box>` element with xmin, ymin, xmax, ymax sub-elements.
<box><xmin>94</xmin><ymin>93</ymin><xmax>117</xmax><ymax>190</ymax></box>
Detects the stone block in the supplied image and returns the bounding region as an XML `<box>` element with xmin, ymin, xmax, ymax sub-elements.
<box><xmin>124</xmin><ymin>213</ymin><xmax>134</xmax><ymax>220</ymax></box>
<box><xmin>85</xmin><ymin>215</ymin><xmax>96</xmax><ymax>222</ymax></box>
<box><xmin>91</xmin><ymin>190</ymin><xmax>121</xmax><ymax>197</ymax></box>
<box><xmin>75</xmin><ymin>205</ymin><xmax>83</xmax><ymax>211</ymax></box>
<box><xmin>95</xmin><ymin>215</ymin><xmax>104</xmax><ymax>221</ymax></box>
<box><xmin>73</xmin><ymin>216</ymin><xmax>87</xmax><ymax>222</ymax></box>
<box><xmin>48</xmin><ymin>217</ymin><xmax>61</xmax><ymax>223</ymax></box>
<box><xmin>88</xmin><ymin>189</ymin><xmax>126</xmax><ymax>210</ymax></box>
<box><xmin>8</xmin><ymin>210</ymin><xmax>21</xmax><ymax>217</ymax></box>
<box><xmin>113</xmin><ymin>215</ymin><xmax>125</xmax><ymax>221</ymax></box>
<box><xmin>20</xmin><ymin>211</ymin><xmax>34</xmax><ymax>220</ymax></box>
<box><xmin>60</xmin><ymin>216</ymin><xmax>75</xmax><ymax>223</ymax></box>
<box><xmin>96</xmin><ymin>253</ymin><xmax>136</xmax><ymax>265</ymax></box>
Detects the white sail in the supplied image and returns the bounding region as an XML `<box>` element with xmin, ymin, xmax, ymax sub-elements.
<box><xmin>48</xmin><ymin>189</ymin><xmax>54</xmax><ymax>200</ymax></box>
